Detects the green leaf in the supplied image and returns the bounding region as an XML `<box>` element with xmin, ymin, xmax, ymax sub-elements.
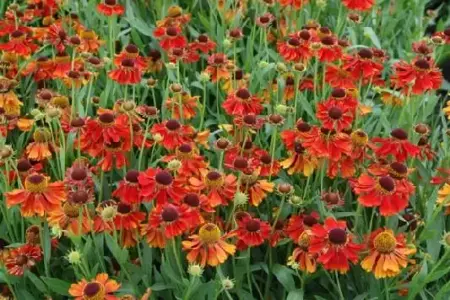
<box><xmin>42</xmin><ymin>277</ymin><xmax>71</xmax><ymax>296</ymax></box>
<box><xmin>26</xmin><ymin>271</ymin><xmax>47</xmax><ymax>294</ymax></box>
<box><xmin>363</xmin><ymin>27</ymin><xmax>381</xmax><ymax>48</ymax></box>
<box><xmin>272</xmin><ymin>264</ymin><xmax>296</xmax><ymax>292</ymax></box>
<box><xmin>287</xmin><ymin>289</ymin><xmax>304</xmax><ymax>300</ymax></box>
<box><xmin>105</xmin><ymin>234</ymin><xmax>128</xmax><ymax>264</ymax></box>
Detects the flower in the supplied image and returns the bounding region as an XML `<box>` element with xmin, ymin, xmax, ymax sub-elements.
<box><xmin>277</xmin><ymin>32</ymin><xmax>312</xmax><ymax>63</ymax></box>
<box><xmin>341</xmin><ymin>0</ymin><xmax>374</xmax><ymax>11</ymax></box>
<box><xmin>113</xmin><ymin>202</ymin><xmax>145</xmax><ymax>230</ymax></box>
<box><xmin>188</xmin><ymin>170</ymin><xmax>237</xmax><ymax>207</ymax></box>
<box><xmin>182</xmin><ymin>223</ymin><xmax>236</xmax><ymax>267</ymax></box>
<box><xmin>371</xmin><ymin>128</ymin><xmax>420</xmax><ymax>162</ymax></box>
<box><xmin>191</xmin><ymin>34</ymin><xmax>216</xmax><ymax>53</ymax></box>
<box><xmin>222</xmin><ymin>88</ymin><xmax>264</xmax><ymax>116</ymax></box>
<box><xmin>78</xmin><ymin>30</ymin><xmax>105</xmax><ymax>53</ymax></box>
<box><xmin>153</xmin><ymin>26</ymin><xmax>187</xmax><ymax>51</ymax></box>
<box><xmin>112</xmin><ymin>170</ymin><xmax>141</xmax><ymax>204</ymax></box>
<box><xmin>343</xmin><ymin>48</ymin><xmax>384</xmax><ymax>80</ymax></box>
<box><xmin>279</xmin><ymin>0</ymin><xmax>309</xmax><ymax>9</ymax></box>
<box><xmin>47</xmin><ymin>202</ymin><xmax>92</xmax><ymax>236</ymax></box>
<box><xmin>0</xmin><ymin>30</ymin><xmax>38</xmax><ymax>57</ymax></box>
<box><xmin>287</xmin><ymin>230</ymin><xmax>317</xmax><ymax>273</ymax></box>
<box><xmin>97</xmin><ymin>0</ymin><xmax>125</xmax><ymax>16</ymax></box>
<box><xmin>437</xmin><ymin>184</ymin><xmax>450</xmax><ymax>207</ymax></box>
<box><xmin>236</xmin><ymin>215</ymin><xmax>271</xmax><ymax>247</ymax></box>
<box><xmin>139</xmin><ymin>168</ymin><xmax>186</xmax><ymax>205</ymax></box>
<box><xmin>280</xmin><ymin>141</ymin><xmax>318</xmax><ymax>176</ymax></box>
<box><xmin>5</xmin><ymin>244</ymin><xmax>42</xmax><ymax>276</ymax></box>
<box><xmin>361</xmin><ymin>229</ymin><xmax>415</xmax><ymax>278</ymax></box>
<box><xmin>148</xmin><ymin>203</ymin><xmax>193</xmax><ymax>238</ymax></box>
<box><xmin>317</xmin><ymin>36</ymin><xmax>343</xmax><ymax>62</ymax></box>
<box><xmin>352</xmin><ymin>173</ymin><xmax>410</xmax><ymax>216</ymax></box>
<box><xmin>309</xmin><ymin>218</ymin><xmax>362</xmax><ymax>274</ymax></box>
<box><xmin>391</xmin><ymin>58</ymin><xmax>442</xmax><ymax>95</ymax></box>
<box><xmin>150</xmin><ymin>119</ymin><xmax>195</xmax><ymax>150</ymax></box>
<box><xmin>316</xmin><ymin>99</ymin><xmax>354</xmax><ymax>131</ymax></box>
<box><xmin>109</xmin><ymin>58</ymin><xmax>142</xmax><ymax>85</ymax></box>
<box><xmin>26</xmin><ymin>127</ymin><xmax>54</xmax><ymax>161</ymax></box>
<box><xmin>69</xmin><ymin>273</ymin><xmax>120</xmax><ymax>300</ymax></box>
<box><xmin>6</xmin><ymin>173</ymin><xmax>65</xmax><ymax>217</ymax></box>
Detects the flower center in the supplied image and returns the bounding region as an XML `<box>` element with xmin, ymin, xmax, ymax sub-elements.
<box><xmin>125</xmin><ymin>170</ymin><xmax>139</xmax><ymax>183</ymax></box>
<box><xmin>17</xmin><ymin>159</ymin><xmax>32</xmax><ymax>172</ymax></box>
<box><xmin>260</xmin><ymin>154</ymin><xmax>272</xmax><ymax>165</ymax></box>
<box><xmin>184</xmin><ymin>193</ymin><xmax>200</xmax><ymax>207</ymax></box>
<box><xmin>233</xmin><ymin>157</ymin><xmax>248</xmax><ymax>169</ymax></box>
<box><xmin>165</xmin><ymin>119</ymin><xmax>181</xmax><ymax>131</ymax></box>
<box><xmin>166</xmin><ymin>27</ymin><xmax>178</xmax><ymax>37</ymax></box>
<box><xmin>71</xmin><ymin>190</ymin><xmax>89</xmax><ymax>205</ymax></box>
<box><xmin>358</xmin><ymin>48</ymin><xmax>373</xmax><ymax>59</ymax></box>
<box><xmin>294</xmin><ymin>142</ymin><xmax>305</xmax><ymax>154</ymax></box>
<box><xmin>259</xmin><ymin>16</ymin><xmax>270</xmax><ymax>24</ymax></box>
<box><xmin>33</xmin><ymin>128</ymin><xmax>52</xmax><ymax>143</ymax></box>
<box><xmin>373</xmin><ymin>231</ymin><xmax>397</xmax><ymax>253</ymax></box>
<box><xmin>390</xmin><ymin>128</ymin><xmax>408</xmax><ymax>140</ymax></box>
<box><xmin>245</xmin><ymin>220</ymin><xmax>260</xmax><ymax>232</ymax></box>
<box><xmin>63</xmin><ymin>202</ymin><xmax>81</xmax><ymax>218</ymax></box>
<box><xmin>98</xmin><ymin>113</ymin><xmax>115</xmax><ymax>126</ymax></box>
<box><xmin>161</xmin><ymin>205</ymin><xmax>179</xmax><ymax>222</ymax></box>
<box><xmin>199</xmin><ymin>223</ymin><xmax>221</xmax><ymax>243</ymax></box>
<box><xmin>155</xmin><ymin>171</ymin><xmax>173</xmax><ymax>186</ymax></box>
<box><xmin>198</xmin><ymin>34</ymin><xmax>208</xmax><ymax>43</ymax></box>
<box><xmin>121</xmin><ymin>58</ymin><xmax>135</xmax><ymax>68</ymax></box>
<box><xmin>206</xmin><ymin>171</ymin><xmax>224</xmax><ymax>188</ymax></box>
<box><xmin>83</xmin><ymin>282</ymin><xmax>105</xmax><ymax>300</ymax></box>
<box><xmin>16</xmin><ymin>255</ymin><xmax>28</xmax><ymax>266</ymax></box>
<box><xmin>176</xmin><ymin>144</ymin><xmax>193</xmax><ymax>159</ymax></box>
<box><xmin>331</xmin><ymin>88</ymin><xmax>346</xmax><ymax>99</ymax></box>
<box><xmin>324</xmin><ymin>193</ymin><xmax>340</xmax><ymax>204</ymax></box>
<box><xmin>105</xmin><ymin>0</ymin><xmax>117</xmax><ymax>5</ymax></box>
<box><xmin>71</xmin><ymin>118</ymin><xmax>85</xmax><ymax>128</ymax></box>
<box><xmin>298</xmin><ymin>231</ymin><xmax>311</xmax><ymax>250</ymax></box>
<box><xmin>328</xmin><ymin>106</ymin><xmax>343</xmax><ymax>120</ymax></box>
<box><xmin>414</xmin><ymin>59</ymin><xmax>430</xmax><ymax>70</ymax></box>
<box><xmin>236</xmin><ymin>88</ymin><xmax>250</xmax><ymax>100</ymax></box>
<box><xmin>243</xmin><ymin>114</ymin><xmax>257</xmax><ymax>125</ymax></box>
<box><xmin>321</xmin><ymin>36</ymin><xmax>335</xmax><ymax>46</ymax></box>
<box><xmin>388</xmin><ymin>162</ymin><xmax>408</xmax><ymax>179</ymax></box>
<box><xmin>302</xmin><ymin>215</ymin><xmax>318</xmax><ymax>227</ymax></box>
<box><xmin>71</xmin><ymin>167</ymin><xmax>87</xmax><ymax>181</ymax></box>
<box><xmin>296</xmin><ymin>121</ymin><xmax>311</xmax><ymax>132</ymax></box>
<box><xmin>288</xmin><ymin>38</ymin><xmax>300</xmax><ymax>47</ymax></box>
<box><xmin>148</xmin><ymin>49</ymin><xmax>162</xmax><ymax>61</ymax></box>
<box><xmin>299</xmin><ymin>30</ymin><xmax>311</xmax><ymax>40</ymax></box>
<box><xmin>328</xmin><ymin>228</ymin><xmax>347</xmax><ymax>245</ymax></box>
<box><xmin>378</xmin><ymin>176</ymin><xmax>396</xmax><ymax>193</ymax></box>
<box><xmin>25</xmin><ymin>174</ymin><xmax>48</xmax><ymax>193</ymax></box>
<box><xmin>117</xmin><ymin>203</ymin><xmax>131</xmax><ymax>214</ymax></box>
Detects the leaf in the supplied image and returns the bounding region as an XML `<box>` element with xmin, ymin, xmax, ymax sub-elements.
<box><xmin>272</xmin><ymin>264</ymin><xmax>296</xmax><ymax>292</ymax></box>
<box><xmin>105</xmin><ymin>234</ymin><xmax>128</xmax><ymax>264</ymax></box>
<box><xmin>150</xmin><ymin>282</ymin><xmax>174</xmax><ymax>291</ymax></box>
<box><xmin>363</xmin><ymin>27</ymin><xmax>381</xmax><ymax>48</ymax></box>
<box><xmin>287</xmin><ymin>289</ymin><xmax>304</xmax><ymax>300</ymax></box>
<box><xmin>26</xmin><ymin>271</ymin><xmax>47</xmax><ymax>294</ymax></box>
<box><xmin>42</xmin><ymin>277</ymin><xmax>71</xmax><ymax>296</ymax></box>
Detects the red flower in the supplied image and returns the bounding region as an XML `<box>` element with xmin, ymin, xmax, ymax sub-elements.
<box><xmin>222</xmin><ymin>88</ymin><xmax>264</xmax><ymax>116</ymax></box>
<box><xmin>6</xmin><ymin>244</ymin><xmax>42</xmax><ymax>276</ymax></box>
<box><xmin>168</xmin><ymin>47</ymin><xmax>200</xmax><ymax>64</ymax></box>
<box><xmin>161</xmin><ymin>143</ymin><xmax>208</xmax><ymax>177</ymax></box>
<box><xmin>343</xmin><ymin>48</ymin><xmax>384</xmax><ymax>80</ymax></box>
<box><xmin>287</xmin><ymin>230</ymin><xmax>317</xmax><ymax>273</ymax></box>
<box><xmin>149</xmin><ymin>203</ymin><xmax>193</xmax><ymax>238</ymax></box>
<box><xmin>150</xmin><ymin>119</ymin><xmax>195</xmax><ymax>150</ymax></box>
<box><xmin>279</xmin><ymin>0</ymin><xmax>309</xmax><ymax>9</ymax></box>
<box><xmin>188</xmin><ymin>170</ymin><xmax>237</xmax><ymax>207</ymax></box>
<box><xmin>52</xmin><ymin>52</ymin><xmax>72</xmax><ymax>78</ymax></box>
<box><xmin>317</xmin><ymin>36</ymin><xmax>342</xmax><ymax>62</ymax></box>
<box><xmin>191</xmin><ymin>34</ymin><xmax>216</xmax><ymax>53</ymax></box>
<box><xmin>113</xmin><ymin>202</ymin><xmax>145</xmax><ymax>230</ymax></box>
<box><xmin>371</xmin><ymin>128</ymin><xmax>420</xmax><ymax>162</ymax></box>
<box><xmin>112</xmin><ymin>169</ymin><xmax>141</xmax><ymax>204</ymax></box>
<box><xmin>325</xmin><ymin>64</ymin><xmax>356</xmax><ymax>89</ymax></box>
<box><xmin>97</xmin><ymin>0</ymin><xmax>125</xmax><ymax>16</ymax></box>
<box><xmin>249</xmin><ymin>149</ymin><xmax>281</xmax><ymax>177</ymax></box>
<box><xmin>204</xmin><ymin>53</ymin><xmax>230</xmax><ymax>82</ymax></box>
<box><xmin>309</xmin><ymin>218</ymin><xmax>362</xmax><ymax>274</ymax></box>
<box><xmin>352</xmin><ymin>173</ymin><xmax>410</xmax><ymax>216</ymax></box>
<box><xmin>139</xmin><ymin>168</ymin><xmax>186</xmax><ymax>205</ymax></box>
<box><xmin>108</xmin><ymin>58</ymin><xmax>142</xmax><ymax>85</ymax></box>
<box><xmin>286</xmin><ymin>212</ymin><xmax>320</xmax><ymax>242</ymax></box>
<box><xmin>341</xmin><ymin>0</ymin><xmax>374</xmax><ymax>11</ymax></box>
<box><xmin>302</xmin><ymin>128</ymin><xmax>352</xmax><ymax>162</ymax></box>
<box><xmin>277</xmin><ymin>31</ymin><xmax>312</xmax><ymax>62</ymax></box>
<box><xmin>153</xmin><ymin>26</ymin><xmax>187</xmax><ymax>51</ymax></box>
<box><xmin>97</xmin><ymin>139</ymin><xmax>130</xmax><ymax>172</ymax></box>
<box><xmin>0</xmin><ymin>30</ymin><xmax>38</xmax><ymax>57</ymax></box>
<box><xmin>391</xmin><ymin>58</ymin><xmax>442</xmax><ymax>95</ymax></box>
<box><xmin>316</xmin><ymin>99</ymin><xmax>353</xmax><ymax>131</ymax></box>
<box><xmin>236</xmin><ymin>215</ymin><xmax>271</xmax><ymax>247</ymax></box>
<box><xmin>113</xmin><ymin>44</ymin><xmax>147</xmax><ymax>70</ymax></box>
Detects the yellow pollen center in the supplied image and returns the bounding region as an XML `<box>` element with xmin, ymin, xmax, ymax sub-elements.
<box><xmin>80</xmin><ymin>31</ymin><xmax>96</xmax><ymax>40</ymax></box>
<box><xmin>63</xmin><ymin>202</ymin><xmax>81</xmax><ymax>218</ymax></box>
<box><xmin>298</xmin><ymin>231</ymin><xmax>311</xmax><ymax>250</ymax></box>
<box><xmin>206</xmin><ymin>174</ymin><xmax>224</xmax><ymax>189</ymax></box>
<box><xmin>373</xmin><ymin>231</ymin><xmax>397</xmax><ymax>253</ymax></box>
<box><xmin>25</xmin><ymin>175</ymin><xmax>48</xmax><ymax>193</ymax></box>
<box><xmin>199</xmin><ymin>223</ymin><xmax>221</xmax><ymax>244</ymax></box>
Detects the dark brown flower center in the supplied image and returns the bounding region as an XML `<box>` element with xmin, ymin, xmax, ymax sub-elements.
<box><xmin>299</xmin><ymin>30</ymin><xmax>311</xmax><ymax>40</ymax></box>
<box><xmin>17</xmin><ymin>159</ymin><xmax>32</xmax><ymax>172</ymax></box>
<box><xmin>321</xmin><ymin>36</ymin><xmax>335</xmax><ymax>46</ymax></box>
<box><xmin>233</xmin><ymin>157</ymin><xmax>248</xmax><ymax>169</ymax></box>
<box><xmin>198</xmin><ymin>34</ymin><xmax>208</xmax><ymax>43</ymax></box>
<box><xmin>155</xmin><ymin>171</ymin><xmax>173</xmax><ymax>186</ymax></box>
<box><xmin>294</xmin><ymin>142</ymin><xmax>305</xmax><ymax>154</ymax></box>
<box><xmin>121</xmin><ymin>58</ymin><xmax>135</xmax><ymax>67</ymax></box>
<box><xmin>320</xmin><ymin>27</ymin><xmax>331</xmax><ymax>35</ymax></box>
<box><xmin>216</xmin><ymin>138</ymin><xmax>230</xmax><ymax>150</ymax></box>
<box><xmin>11</xmin><ymin>30</ymin><xmax>24</xmax><ymax>38</ymax></box>
<box><xmin>68</xmin><ymin>71</ymin><xmax>80</xmax><ymax>79</ymax></box>
<box><xmin>303</xmin><ymin>215</ymin><xmax>318</xmax><ymax>227</ymax></box>
<box><xmin>331</xmin><ymin>88</ymin><xmax>346</xmax><ymax>98</ymax></box>
<box><xmin>236</xmin><ymin>88</ymin><xmax>251</xmax><ymax>99</ymax></box>
<box><xmin>243</xmin><ymin>114</ymin><xmax>256</xmax><ymax>125</ymax></box>
<box><xmin>229</xmin><ymin>28</ymin><xmax>242</xmax><ymax>38</ymax></box>
<box><xmin>184</xmin><ymin>193</ymin><xmax>200</xmax><ymax>207</ymax></box>
<box><xmin>69</xmin><ymin>36</ymin><xmax>81</xmax><ymax>45</ymax></box>
<box><xmin>288</xmin><ymin>38</ymin><xmax>300</xmax><ymax>47</ymax></box>
<box><xmin>269</xmin><ymin>114</ymin><xmax>283</xmax><ymax>124</ymax></box>
<box><xmin>325</xmin><ymin>193</ymin><xmax>340</xmax><ymax>204</ymax></box>
<box><xmin>246</xmin><ymin>220</ymin><xmax>260</xmax><ymax>232</ymax></box>
<box><xmin>285</xmin><ymin>77</ymin><xmax>294</xmax><ymax>85</ymax></box>
<box><xmin>379</xmin><ymin>176</ymin><xmax>395</xmax><ymax>192</ymax></box>
<box><xmin>390</xmin><ymin>128</ymin><xmax>408</xmax><ymax>140</ymax></box>
<box><xmin>328</xmin><ymin>106</ymin><xmax>343</xmax><ymax>120</ymax></box>
<box><xmin>165</xmin><ymin>119</ymin><xmax>181</xmax><ymax>131</ymax></box>
<box><xmin>178</xmin><ymin>143</ymin><xmax>192</xmax><ymax>153</ymax></box>
<box><xmin>166</xmin><ymin>27</ymin><xmax>178</xmax><ymax>37</ymax></box>
<box><xmin>105</xmin><ymin>0</ymin><xmax>117</xmax><ymax>5</ymax></box>
<box><xmin>328</xmin><ymin>228</ymin><xmax>347</xmax><ymax>244</ymax></box>
<box><xmin>99</xmin><ymin>113</ymin><xmax>115</xmax><ymax>124</ymax></box>
<box><xmin>148</xmin><ymin>49</ymin><xmax>162</xmax><ymax>61</ymax></box>
<box><xmin>125</xmin><ymin>169</ymin><xmax>139</xmax><ymax>183</ymax></box>
<box><xmin>117</xmin><ymin>203</ymin><xmax>131</xmax><ymax>214</ymax></box>
<box><xmin>389</xmin><ymin>162</ymin><xmax>407</xmax><ymax>176</ymax></box>
<box><xmin>71</xmin><ymin>117</ymin><xmax>85</xmax><ymax>128</ymax></box>
<box><xmin>260</xmin><ymin>16</ymin><xmax>270</xmax><ymax>23</ymax></box>
<box><xmin>72</xmin><ymin>190</ymin><xmax>89</xmax><ymax>204</ymax></box>
<box><xmin>260</xmin><ymin>154</ymin><xmax>271</xmax><ymax>164</ymax></box>
<box><xmin>16</xmin><ymin>255</ymin><xmax>28</xmax><ymax>266</ymax></box>
<box><xmin>414</xmin><ymin>59</ymin><xmax>430</xmax><ymax>70</ymax></box>
<box><xmin>296</xmin><ymin>122</ymin><xmax>311</xmax><ymax>132</ymax></box>
<box><xmin>162</xmin><ymin>206</ymin><xmax>179</xmax><ymax>222</ymax></box>
<box><xmin>84</xmin><ymin>282</ymin><xmax>101</xmax><ymax>297</ymax></box>
<box><xmin>207</xmin><ymin>171</ymin><xmax>221</xmax><ymax>181</ymax></box>
<box><xmin>125</xmin><ymin>44</ymin><xmax>138</xmax><ymax>54</ymax></box>
<box><xmin>358</xmin><ymin>48</ymin><xmax>373</xmax><ymax>59</ymax></box>
<box><xmin>71</xmin><ymin>167</ymin><xmax>87</xmax><ymax>181</ymax></box>
<box><xmin>28</xmin><ymin>174</ymin><xmax>45</xmax><ymax>184</ymax></box>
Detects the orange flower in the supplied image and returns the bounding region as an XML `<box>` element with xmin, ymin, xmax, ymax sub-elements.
<box><xmin>97</xmin><ymin>0</ymin><xmax>125</xmax><ymax>16</ymax></box>
<box><xmin>280</xmin><ymin>142</ymin><xmax>318</xmax><ymax>176</ymax></box>
<box><xmin>204</xmin><ymin>53</ymin><xmax>230</xmax><ymax>82</ymax></box>
<box><xmin>240</xmin><ymin>171</ymin><xmax>274</xmax><ymax>206</ymax></box>
<box><xmin>151</xmin><ymin>119</ymin><xmax>195</xmax><ymax>150</ymax></box>
<box><xmin>316</xmin><ymin>99</ymin><xmax>354</xmax><ymax>132</ymax></box>
<box><xmin>148</xmin><ymin>203</ymin><xmax>194</xmax><ymax>238</ymax></box>
<box><xmin>222</xmin><ymin>88</ymin><xmax>264</xmax><ymax>116</ymax></box>
<box><xmin>287</xmin><ymin>230</ymin><xmax>317</xmax><ymax>273</ymax></box>
<box><xmin>236</xmin><ymin>215</ymin><xmax>271</xmax><ymax>247</ymax></box>
<box><xmin>342</xmin><ymin>0</ymin><xmax>374</xmax><ymax>11</ymax></box>
<box><xmin>5</xmin><ymin>244</ymin><xmax>42</xmax><ymax>276</ymax></box>
<box><xmin>109</xmin><ymin>58</ymin><xmax>142</xmax><ymax>85</ymax></box>
<box><xmin>153</xmin><ymin>26</ymin><xmax>187</xmax><ymax>51</ymax></box>
<box><xmin>6</xmin><ymin>173</ymin><xmax>65</xmax><ymax>217</ymax></box>
<box><xmin>138</xmin><ymin>168</ymin><xmax>186</xmax><ymax>205</ymax></box>
<box><xmin>0</xmin><ymin>30</ymin><xmax>38</xmax><ymax>57</ymax></box>
<box><xmin>113</xmin><ymin>202</ymin><xmax>145</xmax><ymax>230</ymax></box>
<box><xmin>112</xmin><ymin>170</ymin><xmax>142</xmax><ymax>205</ymax></box>
<box><xmin>277</xmin><ymin>31</ymin><xmax>312</xmax><ymax>63</ymax></box>
<box><xmin>141</xmin><ymin>223</ymin><xmax>167</xmax><ymax>249</ymax></box>
<box><xmin>188</xmin><ymin>169</ymin><xmax>237</xmax><ymax>207</ymax></box>
<box><xmin>361</xmin><ymin>229</ymin><xmax>415</xmax><ymax>278</ymax></box>
<box><xmin>166</xmin><ymin>92</ymin><xmax>199</xmax><ymax>120</ymax></box>
<box><xmin>161</xmin><ymin>143</ymin><xmax>208</xmax><ymax>177</ymax></box>
<box><xmin>78</xmin><ymin>29</ymin><xmax>105</xmax><ymax>53</ymax></box>
<box><xmin>47</xmin><ymin>202</ymin><xmax>92</xmax><ymax>236</ymax></box>
<box><xmin>182</xmin><ymin>223</ymin><xmax>236</xmax><ymax>267</ymax></box>
<box><xmin>69</xmin><ymin>273</ymin><xmax>120</xmax><ymax>300</ymax></box>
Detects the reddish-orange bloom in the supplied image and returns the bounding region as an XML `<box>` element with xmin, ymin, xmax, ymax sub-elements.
<box><xmin>204</xmin><ymin>53</ymin><xmax>230</xmax><ymax>82</ymax></box>
<box><xmin>309</xmin><ymin>218</ymin><xmax>363</xmax><ymax>274</ymax></box>
<box><xmin>69</xmin><ymin>273</ymin><xmax>120</xmax><ymax>300</ymax></box>
<box><xmin>161</xmin><ymin>144</ymin><xmax>208</xmax><ymax>177</ymax></box>
<box><xmin>109</xmin><ymin>58</ymin><xmax>142</xmax><ymax>85</ymax></box>
<box><xmin>280</xmin><ymin>141</ymin><xmax>319</xmax><ymax>176</ymax></box>
<box><xmin>97</xmin><ymin>0</ymin><xmax>125</xmax><ymax>16</ymax></box>
<box><xmin>5</xmin><ymin>244</ymin><xmax>42</xmax><ymax>276</ymax></box>
<box><xmin>149</xmin><ymin>203</ymin><xmax>193</xmax><ymax>238</ymax></box>
<box><xmin>325</xmin><ymin>64</ymin><xmax>356</xmax><ymax>89</ymax></box>
<box><xmin>240</xmin><ymin>171</ymin><xmax>274</xmax><ymax>206</ymax></box>
<box><xmin>316</xmin><ymin>99</ymin><xmax>354</xmax><ymax>131</ymax></box>
<box><xmin>78</xmin><ymin>30</ymin><xmax>105</xmax><ymax>53</ymax></box>
<box><xmin>223</xmin><ymin>88</ymin><xmax>264</xmax><ymax>116</ymax></box>
<box><xmin>361</xmin><ymin>228</ymin><xmax>415</xmax><ymax>278</ymax></box>
<box><xmin>317</xmin><ymin>36</ymin><xmax>343</xmax><ymax>62</ymax></box>
<box><xmin>6</xmin><ymin>173</ymin><xmax>65</xmax><ymax>217</ymax></box>
<box><xmin>26</xmin><ymin>127</ymin><xmax>54</xmax><ymax>161</ymax></box>
<box><xmin>45</xmin><ymin>24</ymin><xmax>68</xmax><ymax>53</ymax></box>
<box><xmin>97</xmin><ymin>139</ymin><xmax>131</xmax><ymax>172</ymax></box>
<box><xmin>191</xmin><ymin>34</ymin><xmax>216</xmax><ymax>53</ymax></box>
<box><xmin>52</xmin><ymin>52</ymin><xmax>73</xmax><ymax>78</ymax></box>
<box><xmin>391</xmin><ymin>58</ymin><xmax>442</xmax><ymax>95</ymax></box>
<box><xmin>277</xmin><ymin>31</ymin><xmax>312</xmax><ymax>62</ymax></box>
<box><xmin>22</xmin><ymin>57</ymin><xmax>55</xmax><ymax>82</ymax></box>
<box><xmin>287</xmin><ymin>230</ymin><xmax>317</xmax><ymax>273</ymax></box>
<box><xmin>302</xmin><ymin>128</ymin><xmax>352</xmax><ymax>162</ymax></box>
<box><xmin>286</xmin><ymin>212</ymin><xmax>320</xmax><ymax>242</ymax></box>
<box><xmin>153</xmin><ymin>26</ymin><xmax>187</xmax><ymax>51</ymax></box>
<box><xmin>343</xmin><ymin>48</ymin><xmax>384</xmax><ymax>79</ymax></box>
<box><xmin>182</xmin><ymin>223</ymin><xmax>236</xmax><ymax>267</ymax></box>
<box><xmin>341</xmin><ymin>0</ymin><xmax>374</xmax><ymax>11</ymax></box>
<box><xmin>166</xmin><ymin>92</ymin><xmax>199</xmax><ymax>120</ymax></box>
<box><xmin>113</xmin><ymin>202</ymin><xmax>145</xmax><ymax>230</ymax></box>
<box><xmin>249</xmin><ymin>149</ymin><xmax>281</xmax><ymax>177</ymax></box>
<box><xmin>371</xmin><ymin>128</ymin><xmax>420</xmax><ymax>162</ymax></box>
<box><xmin>139</xmin><ymin>168</ymin><xmax>186</xmax><ymax>205</ymax></box>
<box><xmin>279</xmin><ymin>0</ymin><xmax>309</xmax><ymax>9</ymax></box>
<box><xmin>236</xmin><ymin>215</ymin><xmax>271</xmax><ymax>247</ymax></box>
<box><xmin>112</xmin><ymin>169</ymin><xmax>141</xmax><ymax>204</ymax></box>
<box><xmin>0</xmin><ymin>30</ymin><xmax>38</xmax><ymax>57</ymax></box>
<box><xmin>47</xmin><ymin>202</ymin><xmax>92</xmax><ymax>236</ymax></box>
<box><xmin>151</xmin><ymin>119</ymin><xmax>195</xmax><ymax>150</ymax></box>
<box><xmin>352</xmin><ymin>173</ymin><xmax>410</xmax><ymax>216</ymax></box>
<box><xmin>188</xmin><ymin>170</ymin><xmax>237</xmax><ymax>207</ymax></box>
<box><xmin>141</xmin><ymin>222</ymin><xmax>167</xmax><ymax>249</ymax></box>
